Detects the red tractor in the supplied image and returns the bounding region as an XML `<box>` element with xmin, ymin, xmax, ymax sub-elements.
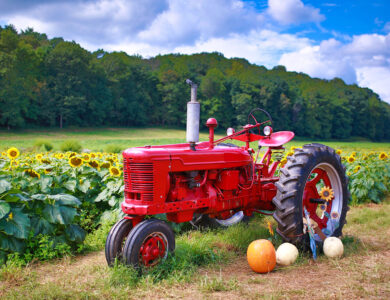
<box><xmin>105</xmin><ymin>80</ymin><xmax>349</xmax><ymax>268</ymax></box>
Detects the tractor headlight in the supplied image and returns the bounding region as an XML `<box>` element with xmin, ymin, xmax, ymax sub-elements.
<box><xmin>263</xmin><ymin>126</ymin><xmax>272</xmax><ymax>136</ymax></box>
<box><xmin>227</xmin><ymin>128</ymin><xmax>235</xmax><ymax>136</ymax></box>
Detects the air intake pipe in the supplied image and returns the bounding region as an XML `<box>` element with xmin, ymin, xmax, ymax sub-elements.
<box><xmin>186</xmin><ymin>79</ymin><xmax>200</xmax><ymax>150</ymax></box>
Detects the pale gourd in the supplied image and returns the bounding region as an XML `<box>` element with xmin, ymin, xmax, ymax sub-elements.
<box><xmin>323</xmin><ymin>237</ymin><xmax>344</xmax><ymax>258</ymax></box>
<box><xmin>276</xmin><ymin>243</ymin><xmax>298</xmax><ymax>266</ymax></box>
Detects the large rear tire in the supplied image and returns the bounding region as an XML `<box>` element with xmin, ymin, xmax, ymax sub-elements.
<box><xmin>272</xmin><ymin>143</ymin><xmax>349</xmax><ymax>246</ymax></box>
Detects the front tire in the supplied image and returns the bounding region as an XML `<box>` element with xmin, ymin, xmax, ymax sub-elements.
<box><xmin>123</xmin><ymin>219</ymin><xmax>175</xmax><ymax>268</ymax></box>
<box><xmin>272</xmin><ymin>143</ymin><xmax>349</xmax><ymax>246</ymax></box>
<box><xmin>105</xmin><ymin>219</ymin><xmax>133</xmax><ymax>266</ymax></box>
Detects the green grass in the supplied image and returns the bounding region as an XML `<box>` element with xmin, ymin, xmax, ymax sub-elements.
<box><xmin>1</xmin><ymin>127</ymin><xmax>389</xmax><ymax>151</ymax></box>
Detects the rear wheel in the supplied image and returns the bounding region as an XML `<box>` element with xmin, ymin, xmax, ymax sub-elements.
<box><xmin>123</xmin><ymin>219</ymin><xmax>175</xmax><ymax>268</ymax></box>
<box><xmin>272</xmin><ymin>143</ymin><xmax>349</xmax><ymax>246</ymax></box>
<box><xmin>105</xmin><ymin>219</ymin><xmax>133</xmax><ymax>266</ymax></box>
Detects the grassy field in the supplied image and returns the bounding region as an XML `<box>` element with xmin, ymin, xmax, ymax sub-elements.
<box><xmin>1</xmin><ymin>127</ymin><xmax>390</xmax><ymax>152</ymax></box>
<box><xmin>0</xmin><ymin>199</ymin><xmax>389</xmax><ymax>299</ymax></box>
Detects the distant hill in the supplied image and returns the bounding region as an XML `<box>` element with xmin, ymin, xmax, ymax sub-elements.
<box><xmin>0</xmin><ymin>25</ymin><xmax>389</xmax><ymax>140</ymax></box>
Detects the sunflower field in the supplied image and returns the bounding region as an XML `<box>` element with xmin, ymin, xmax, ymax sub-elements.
<box><xmin>0</xmin><ymin>146</ymin><xmax>389</xmax><ymax>263</ymax></box>
<box><xmin>0</xmin><ymin>148</ymin><xmax>123</xmax><ymax>262</ymax></box>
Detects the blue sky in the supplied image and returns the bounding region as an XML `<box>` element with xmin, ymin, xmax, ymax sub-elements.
<box><xmin>0</xmin><ymin>0</ymin><xmax>389</xmax><ymax>103</ymax></box>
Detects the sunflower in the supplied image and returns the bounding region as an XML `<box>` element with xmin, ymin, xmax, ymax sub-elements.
<box><xmin>44</xmin><ymin>168</ymin><xmax>53</xmax><ymax>174</ymax></box>
<box><xmin>82</xmin><ymin>153</ymin><xmax>90</xmax><ymax>162</ymax></box>
<box><xmin>57</xmin><ymin>153</ymin><xmax>64</xmax><ymax>159</ymax></box>
<box><xmin>69</xmin><ymin>152</ymin><xmax>77</xmax><ymax>158</ymax></box>
<box><xmin>25</xmin><ymin>169</ymin><xmax>40</xmax><ymax>179</ymax></box>
<box><xmin>88</xmin><ymin>160</ymin><xmax>100</xmax><ymax>169</ymax></box>
<box><xmin>69</xmin><ymin>156</ymin><xmax>83</xmax><ymax>168</ymax></box>
<box><xmin>353</xmin><ymin>165</ymin><xmax>361</xmax><ymax>173</ymax></box>
<box><xmin>90</xmin><ymin>153</ymin><xmax>97</xmax><ymax>159</ymax></box>
<box><xmin>286</xmin><ymin>151</ymin><xmax>294</xmax><ymax>157</ymax></box>
<box><xmin>290</xmin><ymin>146</ymin><xmax>297</xmax><ymax>151</ymax></box>
<box><xmin>347</xmin><ymin>171</ymin><xmax>351</xmax><ymax>176</ymax></box>
<box><xmin>7</xmin><ymin>147</ymin><xmax>20</xmax><ymax>160</ymax></box>
<box><xmin>280</xmin><ymin>158</ymin><xmax>287</xmax><ymax>167</ymax></box>
<box><xmin>379</xmin><ymin>152</ymin><xmax>388</xmax><ymax>160</ymax></box>
<box><xmin>336</xmin><ymin>149</ymin><xmax>342</xmax><ymax>155</ymax></box>
<box><xmin>101</xmin><ymin>162</ymin><xmax>111</xmax><ymax>169</ymax></box>
<box><xmin>36</xmin><ymin>153</ymin><xmax>43</xmax><ymax>161</ymax></box>
<box><xmin>319</xmin><ymin>186</ymin><xmax>334</xmax><ymax>202</ymax></box>
<box><xmin>41</xmin><ymin>158</ymin><xmax>51</xmax><ymax>164</ymax></box>
<box><xmin>347</xmin><ymin>156</ymin><xmax>355</xmax><ymax>163</ymax></box>
<box><xmin>109</xmin><ymin>166</ymin><xmax>121</xmax><ymax>177</ymax></box>
<box><xmin>351</xmin><ymin>151</ymin><xmax>356</xmax><ymax>157</ymax></box>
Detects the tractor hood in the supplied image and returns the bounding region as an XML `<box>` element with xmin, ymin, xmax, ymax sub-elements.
<box><xmin>122</xmin><ymin>142</ymin><xmax>252</xmax><ymax>172</ymax></box>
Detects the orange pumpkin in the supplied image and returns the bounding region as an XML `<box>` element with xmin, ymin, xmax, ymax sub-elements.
<box><xmin>247</xmin><ymin>239</ymin><xmax>276</xmax><ymax>273</ymax></box>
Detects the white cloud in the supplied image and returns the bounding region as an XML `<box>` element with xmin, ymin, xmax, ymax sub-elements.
<box><xmin>279</xmin><ymin>33</ymin><xmax>390</xmax><ymax>103</ymax></box>
<box><xmin>267</xmin><ymin>0</ymin><xmax>325</xmax><ymax>25</ymax></box>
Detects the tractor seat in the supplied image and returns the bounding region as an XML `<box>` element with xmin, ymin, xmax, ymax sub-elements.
<box><xmin>258</xmin><ymin>131</ymin><xmax>295</xmax><ymax>147</ymax></box>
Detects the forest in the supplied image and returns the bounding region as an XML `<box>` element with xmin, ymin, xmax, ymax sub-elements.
<box><xmin>0</xmin><ymin>25</ymin><xmax>389</xmax><ymax>140</ymax></box>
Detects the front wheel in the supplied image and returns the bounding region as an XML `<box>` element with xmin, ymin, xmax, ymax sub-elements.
<box><xmin>123</xmin><ymin>219</ymin><xmax>175</xmax><ymax>268</ymax></box>
<box><xmin>272</xmin><ymin>143</ymin><xmax>349</xmax><ymax>246</ymax></box>
<box><xmin>105</xmin><ymin>219</ymin><xmax>133</xmax><ymax>266</ymax></box>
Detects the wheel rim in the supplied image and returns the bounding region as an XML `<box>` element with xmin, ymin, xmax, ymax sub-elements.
<box><xmin>139</xmin><ymin>232</ymin><xmax>168</xmax><ymax>267</ymax></box>
<box><xmin>215</xmin><ymin>211</ymin><xmax>245</xmax><ymax>226</ymax></box>
<box><xmin>303</xmin><ymin>162</ymin><xmax>342</xmax><ymax>241</ymax></box>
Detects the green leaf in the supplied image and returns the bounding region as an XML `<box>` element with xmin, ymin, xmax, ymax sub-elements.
<box><xmin>0</xmin><ymin>179</ymin><xmax>11</xmax><ymax>194</ymax></box>
<box><xmin>0</xmin><ymin>233</ymin><xmax>25</xmax><ymax>252</ymax></box>
<box><xmin>31</xmin><ymin>194</ymin><xmax>47</xmax><ymax>201</ymax></box>
<box><xmin>40</xmin><ymin>176</ymin><xmax>53</xmax><ymax>193</ymax></box>
<box><xmin>64</xmin><ymin>179</ymin><xmax>77</xmax><ymax>192</ymax></box>
<box><xmin>43</xmin><ymin>204</ymin><xmax>77</xmax><ymax>225</ymax></box>
<box><xmin>78</xmin><ymin>180</ymin><xmax>91</xmax><ymax>193</ymax></box>
<box><xmin>65</xmin><ymin>224</ymin><xmax>86</xmax><ymax>243</ymax></box>
<box><xmin>31</xmin><ymin>217</ymin><xmax>54</xmax><ymax>235</ymax></box>
<box><xmin>0</xmin><ymin>209</ymin><xmax>31</xmax><ymax>239</ymax></box>
<box><xmin>47</xmin><ymin>194</ymin><xmax>81</xmax><ymax>207</ymax></box>
<box><xmin>94</xmin><ymin>189</ymin><xmax>108</xmax><ymax>203</ymax></box>
<box><xmin>108</xmin><ymin>196</ymin><xmax>118</xmax><ymax>207</ymax></box>
<box><xmin>0</xmin><ymin>200</ymin><xmax>11</xmax><ymax>219</ymax></box>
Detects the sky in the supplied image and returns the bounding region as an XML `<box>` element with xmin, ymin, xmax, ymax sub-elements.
<box><xmin>0</xmin><ymin>0</ymin><xmax>389</xmax><ymax>103</ymax></box>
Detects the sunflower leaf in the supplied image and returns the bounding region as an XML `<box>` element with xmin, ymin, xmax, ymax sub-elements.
<box><xmin>43</xmin><ymin>203</ymin><xmax>77</xmax><ymax>225</ymax></box>
<box><xmin>40</xmin><ymin>176</ymin><xmax>53</xmax><ymax>193</ymax></box>
<box><xmin>78</xmin><ymin>180</ymin><xmax>91</xmax><ymax>194</ymax></box>
<box><xmin>0</xmin><ymin>201</ymin><xmax>11</xmax><ymax>219</ymax></box>
<box><xmin>0</xmin><ymin>233</ymin><xmax>25</xmax><ymax>252</ymax></box>
<box><xmin>65</xmin><ymin>224</ymin><xmax>86</xmax><ymax>243</ymax></box>
<box><xmin>0</xmin><ymin>179</ymin><xmax>11</xmax><ymax>194</ymax></box>
<box><xmin>47</xmin><ymin>194</ymin><xmax>81</xmax><ymax>207</ymax></box>
<box><xmin>0</xmin><ymin>209</ymin><xmax>31</xmax><ymax>239</ymax></box>
<box><xmin>64</xmin><ymin>179</ymin><xmax>77</xmax><ymax>192</ymax></box>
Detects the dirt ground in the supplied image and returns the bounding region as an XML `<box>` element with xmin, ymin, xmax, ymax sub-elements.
<box><xmin>1</xmin><ymin>202</ymin><xmax>390</xmax><ymax>300</ymax></box>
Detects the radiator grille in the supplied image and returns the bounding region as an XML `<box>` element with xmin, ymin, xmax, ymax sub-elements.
<box><xmin>124</xmin><ymin>159</ymin><xmax>154</xmax><ymax>201</ymax></box>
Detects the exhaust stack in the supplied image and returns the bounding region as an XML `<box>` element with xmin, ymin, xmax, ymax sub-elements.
<box><xmin>186</xmin><ymin>79</ymin><xmax>200</xmax><ymax>148</ymax></box>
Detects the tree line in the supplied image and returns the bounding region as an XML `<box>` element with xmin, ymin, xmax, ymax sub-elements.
<box><xmin>0</xmin><ymin>25</ymin><xmax>389</xmax><ymax>140</ymax></box>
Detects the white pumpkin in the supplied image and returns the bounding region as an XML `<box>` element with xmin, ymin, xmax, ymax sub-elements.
<box><xmin>323</xmin><ymin>237</ymin><xmax>344</xmax><ymax>258</ymax></box>
<box><xmin>276</xmin><ymin>243</ymin><xmax>298</xmax><ymax>266</ymax></box>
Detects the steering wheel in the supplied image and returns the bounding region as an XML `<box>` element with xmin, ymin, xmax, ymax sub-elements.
<box><xmin>247</xmin><ymin>108</ymin><xmax>273</xmax><ymax>135</ymax></box>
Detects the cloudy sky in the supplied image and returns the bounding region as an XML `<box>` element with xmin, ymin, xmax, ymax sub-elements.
<box><xmin>1</xmin><ymin>0</ymin><xmax>389</xmax><ymax>103</ymax></box>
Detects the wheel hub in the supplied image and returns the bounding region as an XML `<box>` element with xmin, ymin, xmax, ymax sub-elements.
<box><xmin>139</xmin><ymin>233</ymin><xmax>167</xmax><ymax>266</ymax></box>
